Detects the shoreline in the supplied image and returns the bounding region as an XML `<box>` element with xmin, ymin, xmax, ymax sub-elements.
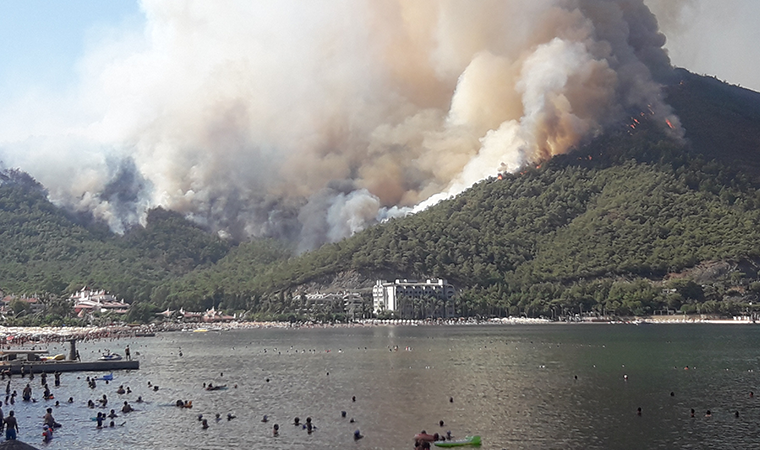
<box><xmin>0</xmin><ymin>314</ymin><xmax>755</xmax><ymax>344</ymax></box>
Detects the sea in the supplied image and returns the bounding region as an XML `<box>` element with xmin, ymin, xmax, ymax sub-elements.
<box><xmin>7</xmin><ymin>323</ymin><xmax>760</xmax><ymax>449</ymax></box>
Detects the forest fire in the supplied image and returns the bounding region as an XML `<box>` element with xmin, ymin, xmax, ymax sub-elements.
<box><xmin>665</xmin><ymin>119</ymin><xmax>675</xmax><ymax>129</ymax></box>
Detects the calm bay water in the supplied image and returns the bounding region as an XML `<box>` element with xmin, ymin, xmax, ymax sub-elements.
<box><xmin>9</xmin><ymin>324</ymin><xmax>760</xmax><ymax>449</ymax></box>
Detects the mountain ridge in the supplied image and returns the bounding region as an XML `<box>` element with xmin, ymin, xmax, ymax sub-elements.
<box><xmin>2</xmin><ymin>69</ymin><xmax>760</xmax><ymax>319</ymax></box>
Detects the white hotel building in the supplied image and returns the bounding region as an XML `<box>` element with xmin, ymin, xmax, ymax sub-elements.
<box><xmin>372</xmin><ymin>278</ymin><xmax>455</xmax><ymax>316</ymax></box>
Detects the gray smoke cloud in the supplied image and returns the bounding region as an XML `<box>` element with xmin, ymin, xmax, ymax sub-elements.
<box><xmin>0</xmin><ymin>0</ymin><xmax>681</xmax><ymax>251</ymax></box>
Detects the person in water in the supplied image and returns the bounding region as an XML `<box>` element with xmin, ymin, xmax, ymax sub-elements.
<box><xmin>201</xmin><ymin>419</ymin><xmax>209</xmax><ymax>429</ymax></box>
<box><xmin>4</xmin><ymin>411</ymin><xmax>18</xmax><ymax>440</ymax></box>
<box><xmin>135</xmin><ymin>396</ymin><xmax>143</xmax><ymax>403</ymax></box>
<box><xmin>121</xmin><ymin>401</ymin><xmax>133</xmax><ymax>413</ymax></box>
<box><xmin>273</xmin><ymin>424</ymin><xmax>279</xmax><ymax>436</ymax></box>
<box><xmin>42</xmin><ymin>424</ymin><xmax>53</xmax><ymax>441</ymax></box>
<box><xmin>116</xmin><ymin>385</ymin><xmax>125</xmax><ymax>395</ymax></box>
<box><xmin>22</xmin><ymin>384</ymin><xmax>31</xmax><ymax>402</ymax></box>
<box><xmin>108</xmin><ymin>409</ymin><xmax>118</xmax><ymax>419</ymax></box>
<box><xmin>43</xmin><ymin>408</ymin><xmax>59</xmax><ymax>428</ymax></box>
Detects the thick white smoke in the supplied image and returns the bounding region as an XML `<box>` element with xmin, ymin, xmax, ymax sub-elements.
<box><xmin>0</xmin><ymin>0</ymin><xmax>681</xmax><ymax>249</ymax></box>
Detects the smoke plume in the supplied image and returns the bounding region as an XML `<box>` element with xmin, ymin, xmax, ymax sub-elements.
<box><xmin>0</xmin><ymin>0</ymin><xmax>681</xmax><ymax>250</ymax></box>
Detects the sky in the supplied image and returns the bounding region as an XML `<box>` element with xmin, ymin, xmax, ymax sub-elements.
<box><xmin>0</xmin><ymin>1</ymin><xmax>143</xmax><ymax>104</ymax></box>
<box><xmin>0</xmin><ymin>0</ymin><xmax>757</xmax><ymax>249</ymax></box>
<box><xmin>1</xmin><ymin>0</ymin><xmax>757</xmax><ymax>101</ymax></box>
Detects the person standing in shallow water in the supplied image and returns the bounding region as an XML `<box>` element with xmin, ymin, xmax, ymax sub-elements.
<box><xmin>125</xmin><ymin>346</ymin><xmax>131</xmax><ymax>361</ymax></box>
<box><xmin>4</xmin><ymin>411</ymin><xmax>18</xmax><ymax>440</ymax></box>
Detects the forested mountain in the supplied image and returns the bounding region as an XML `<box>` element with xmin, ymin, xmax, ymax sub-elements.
<box><xmin>0</xmin><ymin>172</ymin><xmax>232</xmax><ymax>302</ymax></box>
<box><xmin>2</xmin><ymin>70</ymin><xmax>760</xmax><ymax>319</ymax></box>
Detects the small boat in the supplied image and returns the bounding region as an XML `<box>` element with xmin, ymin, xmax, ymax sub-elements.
<box><xmin>96</xmin><ymin>373</ymin><xmax>114</xmax><ymax>381</ymax></box>
<box><xmin>40</xmin><ymin>354</ymin><xmax>65</xmax><ymax>361</ymax></box>
<box><xmin>193</xmin><ymin>328</ymin><xmax>208</xmax><ymax>333</ymax></box>
<box><xmin>205</xmin><ymin>384</ymin><xmax>227</xmax><ymax>391</ymax></box>
<box><xmin>99</xmin><ymin>353</ymin><xmax>122</xmax><ymax>361</ymax></box>
<box><xmin>434</xmin><ymin>436</ymin><xmax>481</xmax><ymax>447</ymax></box>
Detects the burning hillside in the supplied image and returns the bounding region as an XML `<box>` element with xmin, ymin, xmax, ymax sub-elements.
<box><xmin>0</xmin><ymin>0</ymin><xmax>685</xmax><ymax>251</ymax></box>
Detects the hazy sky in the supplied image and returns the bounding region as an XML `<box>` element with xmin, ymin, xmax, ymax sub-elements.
<box><xmin>1</xmin><ymin>0</ymin><xmax>758</xmax><ymax>102</ymax></box>
<box><xmin>647</xmin><ymin>0</ymin><xmax>760</xmax><ymax>90</ymax></box>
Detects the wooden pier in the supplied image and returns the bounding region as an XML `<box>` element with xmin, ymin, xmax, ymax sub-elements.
<box><xmin>0</xmin><ymin>339</ymin><xmax>139</xmax><ymax>374</ymax></box>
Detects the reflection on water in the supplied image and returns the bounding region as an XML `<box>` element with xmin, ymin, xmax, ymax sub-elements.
<box><xmin>10</xmin><ymin>324</ymin><xmax>760</xmax><ymax>449</ymax></box>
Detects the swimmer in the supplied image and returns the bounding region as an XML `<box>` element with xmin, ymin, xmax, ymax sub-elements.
<box><xmin>352</xmin><ymin>396</ymin><xmax>356</xmax><ymax>402</ymax></box>
<box><xmin>306</xmin><ymin>417</ymin><xmax>313</xmax><ymax>433</ymax></box>
<box><xmin>42</xmin><ymin>424</ymin><xmax>53</xmax><ymax>441</ymax></box>
<box><xmin>261</xmin><ymin>415</ymin><xmax>268</xmax><ymax>423</ymax></box>
<box><xmin>135</xmin><ymin>396</ymin><xmax>143</xmax><ymax>403</ymax></box>
<box><xmin>439</xmin><ymin>420</ymin><xmax>444</xmax><ymax>427</ymax></box>
<box><xmin>705</xmin><ymin>410</ymin><xmax>712</xmax><ymax>417</ymax></box>
<box><xmin>116</xmin><ymin>385</ymin><xmax>125</xmax><ymax>395</ymax></box>
<box><xmin>121</xmin><ymin>401</ymin><xmax>133</xmax><ymax>413</ymax></box>
<box><xmin>341</xmin><ymin>411</ymin><xmax>346</xmax><ymax>418</ymax></box>
<box><xmin>354</xmin><ymin>429</ymin><xmax>364</xmax><ymax>440</ymax></box>
<box><xmin>108</xmin><ymin>409</ymin><xmax>118</xmax><ymax>418</ymax></box>
<box><xmin>273</xmin><ymin>424</ymin><xmax>279</xmax><ymax>436</ymax></box>
<box><xmin>690</xmin><ymin>408</ymin><xmax>695</xmax><ymax>417</ymax></box>
<box><xmin>637</xmin><ymin>407</ymin><xmax>642</xmax><ymax>416</ymax></box>
<box><xmin>43</xmin><ymin>408</ymin><xmax>59</xmax><ymax>428</ymax></box>
<box><xmin>293</xmin><ymin>417</ymin><xmax>300</xmax><ymax>426</ymax></box>
<box><xmin>215</xmin><ymin>413</ymin><xmax>221</xmax><ymax>422</ymax></box>
<box><xmin>109</xmin><ymin>421</ymin><xmax>115</xmax><ymax>428</ymax></box>
<box><xmin>449</xmin><ymin>397</ymin><xmax>453</xmax><ymax>403</ymax></box>
<box><xmin>670</xmin><ymin>392</ymin><xmax>675</xmax><ymax>397</ymax></box>
<box><xmin>201</xmin><ymin>419</ymin><xmax>209</xmax><ymax>429</ymax></box>
<box><xmin>735</xmin><ymin>411</ymin><xmax>740</xmax><ymax>418</ymax></box>
<box><xmin>227</xmin><ymin>413</ymin><xmax>236</xmax><ymax>421</ymax></box>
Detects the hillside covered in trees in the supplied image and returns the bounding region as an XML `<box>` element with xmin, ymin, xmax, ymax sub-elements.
<box><xmin>3</xmin><ymin>70</ymin><xmax>760</xmax><ymax>321</ymax></box>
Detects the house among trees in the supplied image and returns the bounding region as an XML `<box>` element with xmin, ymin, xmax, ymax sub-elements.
<box><xmin>0</xmin><ymin>295</ymin><xmax>44</xmax><ymax>315</ymax></box>
<box><xmin>69</xmin><ymin>286</ymin><xmax>130</xmax><ymax>316</ymax></box>
<box><xmin>156</xmin><ymin>307</ymin><xmax>235</xmax><ymax>322</ymax></box>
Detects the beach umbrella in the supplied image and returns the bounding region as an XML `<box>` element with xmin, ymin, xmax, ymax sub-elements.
<box><xmin>0</xmin><ymin>440</ymin><xmax>40</xmax><ymax>450</ymax></box>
